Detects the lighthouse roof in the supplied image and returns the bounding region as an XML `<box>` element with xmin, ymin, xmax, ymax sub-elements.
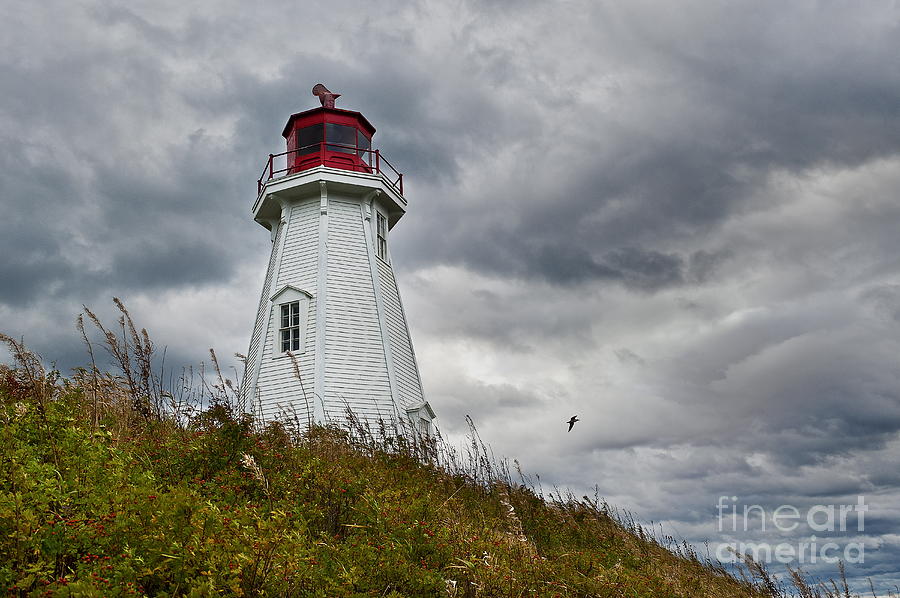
<box><xmin>281</xmin><ymin>106</ymin><xmax>376</xmax><ymax>139</ymax></box>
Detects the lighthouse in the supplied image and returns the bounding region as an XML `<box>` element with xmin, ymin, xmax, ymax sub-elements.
<box><xmin>242</xmin><ymin>85</ymin><xmax>434</xmax><ymax>435</ymax></box>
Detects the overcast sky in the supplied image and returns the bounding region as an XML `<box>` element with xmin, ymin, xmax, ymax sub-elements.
<box><xmin>2</xmin><ymin>0</ymin><xmax>900</xmax><ymax>591</ymax></box>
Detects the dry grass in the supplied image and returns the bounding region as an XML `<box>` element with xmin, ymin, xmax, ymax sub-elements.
<box><xmin>0</xmin><ymin>299</ymin><xmax>890</xmax><ymax>597</ymax></box>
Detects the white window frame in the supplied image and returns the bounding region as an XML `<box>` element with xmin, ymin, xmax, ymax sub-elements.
<box><xmin>279</xmin><ymin>301</ymin><xmax>301</xmax><ymax>352</ymax></box>
<box><xmin>406</xmin><ymin>402</ymin><xmax>436</xmax><ymax>437</ymax></box>
<box><xmin>269</xmin><ymin>285</ymin><xmax>312</xmax><ymax>356</ymax></box>
<box><xmin>376</xmin><ymin>211</ymin><xmax>388</xmax><ymax>261</ymax></box>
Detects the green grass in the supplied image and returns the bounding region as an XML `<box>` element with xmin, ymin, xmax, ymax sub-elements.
<box><xmin>2</xmin><ymin>301</ymin><xmax>861</xmax><ymax>598</ymax></box>
<box><xmin>0</xmin><ymin>341</ymin><xmax>770</xmax><ymax>598</ymax></box>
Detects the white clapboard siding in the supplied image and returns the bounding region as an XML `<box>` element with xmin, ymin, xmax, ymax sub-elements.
<box><xmin>244</xmin><ymin>220</ymin><xmax>283</xmax><ymax>398</ymax></box>
<box><xmin>378</xmin><ymin>257</ymin><xmax>425</xmax><ymax>411</ymax></box>
<box><xmin>254</xmin><ymin>303</ymin><xmax>316</xmax><ymax>424</ymax></box>
<box><xmin>324</xmin><ymin>199</ymin><xmax>393</xmax><ymax>427</ymax></box>
<box><xmin>254</xmin><ymin>198</ymin><xmax>319</xmax><ymax>424</ymax></box>
<box><xmin>245</xmin><ymin>165</ymin><xmax>433</xmax><ymax>432</ymax></box>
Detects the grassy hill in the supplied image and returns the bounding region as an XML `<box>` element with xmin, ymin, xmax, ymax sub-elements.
<box><xmin>0</xmin><ymin>314</ymin><xmax>862</xmax><ymax>597</ymax></box>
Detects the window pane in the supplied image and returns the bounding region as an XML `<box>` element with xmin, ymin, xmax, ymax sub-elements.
<box><xmin>298</xmin><ymin>124</ymin><xmax>323</xmax><ymax>155</ymax></box>
<box><xmin>357</xmin><ymin>133</ymin><xmax>371</xmax><ymax>164</ymax></box>
<box><xmin>279</xmin><ymin>301</ymin><xmax>303</xmax><ymax>352</ymax></box>
<box><xmin>326</xmin><ymin>123</ymin><xmax>358</xmax><ymax>154</ymax></box>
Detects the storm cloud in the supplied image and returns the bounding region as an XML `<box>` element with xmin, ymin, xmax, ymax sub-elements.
<box><xmin>2</xmin><ymin>0</ymin><xmax>900</xmax><ymax>591</ymax></box>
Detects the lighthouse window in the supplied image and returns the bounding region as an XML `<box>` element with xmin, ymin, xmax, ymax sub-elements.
<box><xmin>279</xmin><ymin>301</ymin><xmax>301</xmax><ymax>352</ymax></box>
<box><xmin>376</xmin><ymin>212</ymin><xmax>388</xmax><ymax>260</ymax></box>
<box><xmin>326</xmin><ymin>123</ymin><xmax>358</xmax><ymax>154</ymax></box>
<box><xmin>357</xmin><ymin>133</ymin><xmax>371</xmax><ymax>164</ymax></box>
<box><xmin>297</xmin><ymin>124</ymin><xmax>323</xmax><ymax>155</ymax></box>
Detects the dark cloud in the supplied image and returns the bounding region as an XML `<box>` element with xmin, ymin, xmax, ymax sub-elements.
<box><xmin>0</xmin><ymin>256</ymin><xmax>69</xmax><ymax>306</ymax></box>
<box><xmin>389</xmin><ymin>2</ymin><xmax>900</xmax><ymax>291</ymax></box>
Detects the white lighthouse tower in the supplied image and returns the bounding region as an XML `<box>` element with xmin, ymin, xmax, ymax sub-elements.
<box><xmin>242</xmin><ymin>85</ymin><xmax>433</xmax><ymax>434</ymax></box>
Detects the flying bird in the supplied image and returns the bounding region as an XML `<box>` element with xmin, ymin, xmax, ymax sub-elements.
<box><xmin>312</xmin><ymin>83</ymin><xmax>341</xmax><ymax>108</ymax></box>
<box><xmin>567</xmin><ymin>415</ymin><xmax>579</xmax><ymax>432</ymax></box>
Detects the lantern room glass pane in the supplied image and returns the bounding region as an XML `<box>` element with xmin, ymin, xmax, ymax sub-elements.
<box><xmin>357</xmin><ymin>133</ymin><xmax>371</xmax><ymax>164</ymax></box>
<box><xmin>298</xmin><ymin>124</ymin><xmax>323</xmax><ymax>155</ymax></box>
<box><xmin>326</xmin><ymin>123</ymin><xmax>358</xmax><ymax>154</ymax></box>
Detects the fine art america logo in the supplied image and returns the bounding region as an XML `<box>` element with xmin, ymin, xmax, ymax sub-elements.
<box><xmin>715</xmin><ymin>496</ymin><xmax>867</xmax><ymax>564</ymax></box>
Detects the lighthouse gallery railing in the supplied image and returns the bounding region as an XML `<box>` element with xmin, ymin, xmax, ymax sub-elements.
<box><xmin>257</xmin><ymin>143</ymin><xmax>404</xmax><ymax>196</ymax></box>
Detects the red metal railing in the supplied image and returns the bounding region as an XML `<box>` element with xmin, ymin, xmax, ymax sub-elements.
<box><xmin>257</xmin><ymin>143</ymin><xmax>404</xmax><ymax>196</ymax></box>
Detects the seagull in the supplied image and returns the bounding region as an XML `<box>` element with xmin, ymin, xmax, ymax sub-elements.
<box><xmin>567</xmin><ymin>415</ymin><xmax>579</xmax><ymax>432</ymax></box>
<box><xmin>312</xmin><ymin>83</ymin><xmax>341</xmax><ymax>108</ymax></box>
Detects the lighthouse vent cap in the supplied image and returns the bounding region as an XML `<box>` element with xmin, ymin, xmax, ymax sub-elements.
<box><xmin>312</xmin><ymin>84</ymin><xmax>341</xmax><ymax>108</ymax></box>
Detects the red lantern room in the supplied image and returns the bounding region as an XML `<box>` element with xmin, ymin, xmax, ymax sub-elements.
<box><xmin>256</xmin><ymin>84</ymin><xmax>403</xmax><ymax>198</ymax></box>
<box><xmin>282</xmin><ymin>105</ymin><xmax>375</xmax><ymax>175</ymax></box>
